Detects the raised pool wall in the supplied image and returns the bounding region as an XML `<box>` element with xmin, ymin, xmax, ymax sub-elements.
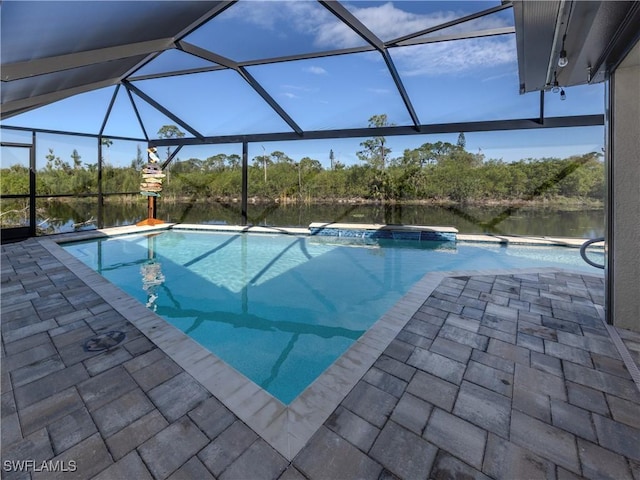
<box><xmin>308</xmin><ymin>222</ymin><xmax>458</xmax><ymax>242</ymax></box>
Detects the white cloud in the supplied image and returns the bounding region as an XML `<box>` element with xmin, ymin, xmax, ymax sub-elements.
<box><xmin>315</xmin><ymin>2</ymin><xmax>516</xmax><ymax>76</ymax></box>
<box><xmin>482</xmin><ymin>70</ymin><xmax>518</xmax><ymax>83</ymax></box>
<box><xmin>313</xmin><ymin>2</ymin><xmax>511</xmax><ymax>49</ymax></box>
<box><xmin>312</xmin><ymin>2</ymin><xmax>438</xmax><ymax>48</ymax></box>
<box><xmin>367</xmin><ymin>88</ymin><xmax>391</xmax><ymax>95</ymax></box>
<box><xmin>322</xmin><ymin>2</ymin><xmax>447</xmax><ymax>46</ymax></box>
<box><xmin>281</xmin><ymin>92</ymin><xmax>299</xmax><ymax>99</ymax></box>
<box><xmin>224</xmin><ymin>2</ymin><xmax>516</xmax><ymax>76</ymax></box>
<box><xmin>304</xmin><ymin>66</ymin><xmax>328</xmax><ymax>75</ymax></box>
<box><xmin>313</xmin><ymin>19</ymin><xmax>362</xmax><ymax>49</ymax></box>
<box><xmin>281</xmin><ymin>84</ymin><xmax>315</xmax><ymax>93</ymax></box>
<box><xmin>392</xmin><ymin>36</ymin><xmax>517</xmax><ymax>77</ymax></box>
<box><xmin>222</xmin><ymin>1</ymin><xmax>339</xmax><ymax>38</ymax></box>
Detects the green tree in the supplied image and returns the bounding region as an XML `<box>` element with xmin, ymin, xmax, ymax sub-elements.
<box><xmin>227</xmin><ymin>154</ymin><xmax>241</xmax><ymax>169</ymax></box>
<box><xmin>100</xmin><ymin>137</ymin><xmax>113</xmax><ymax>165</ymax></box>
<box><xmin>156</xmin><ymin>125</ymin><xmax>185</xmax><ymax>162</ymax></box>
<box><xmin>0</xmin><ymin>164</ymin><xmax>30</xmax><ymax>195</ymax></box>
<box><xmin>67</xmin><ymin>148</ymin><xmax>96</xmax><ymax>193</ymax></box>
<box><xmin>253</xmin><ymin>153</ymin><xmax>272</xmax><ymax>183</ymax></box>
<box><xmin>45</xmin><ymin>148</ymin><xmax>71</xmax><ymax>172</ymax></box>
<box><xmin>557</xmin><ymin>152</ymin><xmax>604</xmax><ymax>199</ymax></box>
<box><xmin>271</xmin><ymin>151</ymin><xmax>293</xmax><ymax>164</ymax></box>
<box><xmin>205</xmin><ymin>154</ymin><xmax>228</xmax><ymax>172</ymax></box>
<box><xmin>71</xmin><ymin>149</ymin><xmax>82</xmax><ymax>169</ymax></box>
<box><xmin>131</xmin><ymin>144</ymin><xmax>145</xmax><ymax>170</ymax></box>
<box><xmin>479</xmin><ymin>160</ymin><xmax>510</xmax><ymax>200</ymax></box>
<box><xmin>40</xmin><ymin>148</ymin><xmax>73</xmax><ymax>194</ymax></box>
<box><xmin>400</xmin><ymin>142</ymin><xmax>458</xmax><ymax>168</ymax></box>
<box><xmin>173</xmin><ymin>158</ymin><xmax>203</xmax><ymax>173</ymax></box>
<box><xmin>44</xmin><ymin>148</ymin><xmax>56</xmax><ymax>171</ymax></box>
<box><xmin>357</xmin><ymin>114</ymin><xmax>392</xmax><ymax>170</ymax></box>
<box><xmin>297</xmin><ymin>157</ymin><xmax>323</xmax><ymax>199</ymax></box>
<box><xmin>156</xmin><ymin>125</ymin><xmax>185</xmax><ymax>187</ymax></box>
<box><xmin>426</xmin><ymin>144</ymin><xmax>482</xmax><ymax>203</ymax></box>
<box><xmin>457</xmin><ymin>132</ymin><xmax>466</xmax><ymax>149</ymax></box>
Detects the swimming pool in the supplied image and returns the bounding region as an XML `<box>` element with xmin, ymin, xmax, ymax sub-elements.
<box><xmin>63</xmin><ymin>229</ymin><xmax>602</xmax><ymax>403</ymax></box>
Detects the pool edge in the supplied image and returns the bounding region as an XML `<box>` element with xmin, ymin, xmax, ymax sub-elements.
<box><xmin>50</xmin><ymin>223</ymin><xmax>602</xmax><ymax>249</ymax></box>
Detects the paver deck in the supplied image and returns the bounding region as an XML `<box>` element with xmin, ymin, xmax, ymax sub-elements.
<box><xmin>1</xmin><ymin>235</ymin><xmax>639</xmax><ymax>479</ymax></box>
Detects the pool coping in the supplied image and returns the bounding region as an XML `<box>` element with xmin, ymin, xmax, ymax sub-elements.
<box><xmin>45</xmin><ymin>222</ymin><xmax>604</xmax><ymax>249</ymax></box>
<box><xmin>40</xmin><ymin>225</ymin><xmax>603</xmax><ymax>460</ymax></box>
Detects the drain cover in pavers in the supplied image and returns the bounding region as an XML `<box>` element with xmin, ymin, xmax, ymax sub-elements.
<box><xmin>83</xmin><ymin>331</ymin><xmax>126</xmax><ymax>352</ymax></box>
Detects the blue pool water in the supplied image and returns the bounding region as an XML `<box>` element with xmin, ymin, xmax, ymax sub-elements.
<box><xmin>63</xmin><ymin>230</ymin><xmax>602</xmax><ymax>403</ymax></box>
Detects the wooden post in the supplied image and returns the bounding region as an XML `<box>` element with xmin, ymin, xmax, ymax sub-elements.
<box><xmin>148</xmin><ymin>196</ymin><xmax>154</xmax><ymax>219</ymax></box>
<box><xmin>137</xmin><ymin>147</ymin><xmax>164</xmax><ymax>226</ymax></box>
<box><xmin>138</xmin><ymin>195</ymin><xmax>163</xmax><ymax>226</ymax></box>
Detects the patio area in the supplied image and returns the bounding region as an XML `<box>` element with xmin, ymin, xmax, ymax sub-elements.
<box><xmin>1</xmin><ymin>232</ymin><xmax>639</xmax><ymax>480</ymax></box>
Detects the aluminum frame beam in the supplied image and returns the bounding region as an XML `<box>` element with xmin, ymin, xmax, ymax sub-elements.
<box><xmin>124</xmin><ymin>81</ymin><xmax>204</xmax><ymax>140</ymax></box>
<box><xmin>148</xmin><ymin>114</ymin><xmax>604</xmax><ymax>147</ymax></box>
<box><xmin>125</xmin><ymin>87</ymin><xmax>150</xmax><ymax>141</ymax></box>
<box><xmin>113</xmin><ymin>1</ymin><xmax>238</xmax><ymax>84</ymax></box>
<box><xmin>5</xmin><ymin>112</ymin><xmax>602</xmax><ymax>147</ymax></box>
<box><xmin>176</xmin><ymin>41</ymin><xmax>234</xmax><ymax>69</ymax></box>
<box><xmin>177</xmin><ymin>41</ymin><xmax>303</xmax><ymax>135</ymax></box>
<box><xmin>99</xmin><ymin>85</ymin><xmax>120</xmax><ymax>136</ymax></box>
<box><xmin>1</xmin><ymin>124</ymin><xmax>146</xmax><ymax>143</ymax></box>
<box><xmin>129</xmin><ymin>24</ymin><xmax>514</xmax><ymax>83</ymax></box>
<box><xmin>173</xmin><ymin>1</ymin><xmax>238</xmax><ymax>42</ymax></box>
<box><xmin>318</xmin><ymin>1</ymin><xmax>384</xmax><ymax>50</ymax></box>
<box><xmin>398</xmin><ymin>27</ymin><xmax>515</xmax><ymax>48</ymax></box>
<box><xmin>388</xmin><ymin>2</ymin><xmax>513</xmax><ymax>45</ymax></box>
<box><xmin>318</xmin><ymin>0</ymin><xmax>421</xmax><ymax>130</ymax></box>
<box><xmin>160</xmin><ymin>145</ymin><xmax>184</xmax><ymax>170</ymax></box>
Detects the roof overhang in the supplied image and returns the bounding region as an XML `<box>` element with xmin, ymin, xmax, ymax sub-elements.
<box><xmin>0</xmin><ymin>1</ymin><xmax>233</xmax><ymax>119</ymax></box>
<box><xmin>2</xmin><ymin>0</ymin><xmax>636</xmax><ymax>130</ymax></box>
<box><xmin>514</xmin><ymin>0</ymin><xmax>640</xmax><ymax>93</ymax></box>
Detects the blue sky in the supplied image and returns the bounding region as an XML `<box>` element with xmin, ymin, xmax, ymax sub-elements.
<box><xmin>1</xmin><ymin>1</ymin><xmax>605</xmax><ymax>168</ymax></box>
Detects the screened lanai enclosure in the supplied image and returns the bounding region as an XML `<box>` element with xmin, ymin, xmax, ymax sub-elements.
<box><xmin>2</xmin><ymin>1</ymin><xmax>639</xmax><ymax>325</ymax></box>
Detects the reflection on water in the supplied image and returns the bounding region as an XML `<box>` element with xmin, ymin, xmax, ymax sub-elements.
<box><xmin>140</xmin><ymin>235</ymin><xmax>165</xmax><ymax>311</ymax></box>
<box><xmin>40</xmin><ymin>198</ymin><xmax>604</xmax><ymax>238</ymax></box>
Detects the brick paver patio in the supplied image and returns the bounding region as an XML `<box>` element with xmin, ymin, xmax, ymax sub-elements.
<box><xmin>2</xmin><ymin>236</ymin><xmax>639</xmax><ymax>479</ymax></box>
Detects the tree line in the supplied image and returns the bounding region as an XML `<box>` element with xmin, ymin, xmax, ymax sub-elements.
<box><xmin>166</xmin><ymin>147</ymin><xmax>603</xmax><ymax>205</ymax></box>
<box><xmin>1</xmin><ymin>119</ymin><xmax>604</xmax><ymax>205</ymax></box>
